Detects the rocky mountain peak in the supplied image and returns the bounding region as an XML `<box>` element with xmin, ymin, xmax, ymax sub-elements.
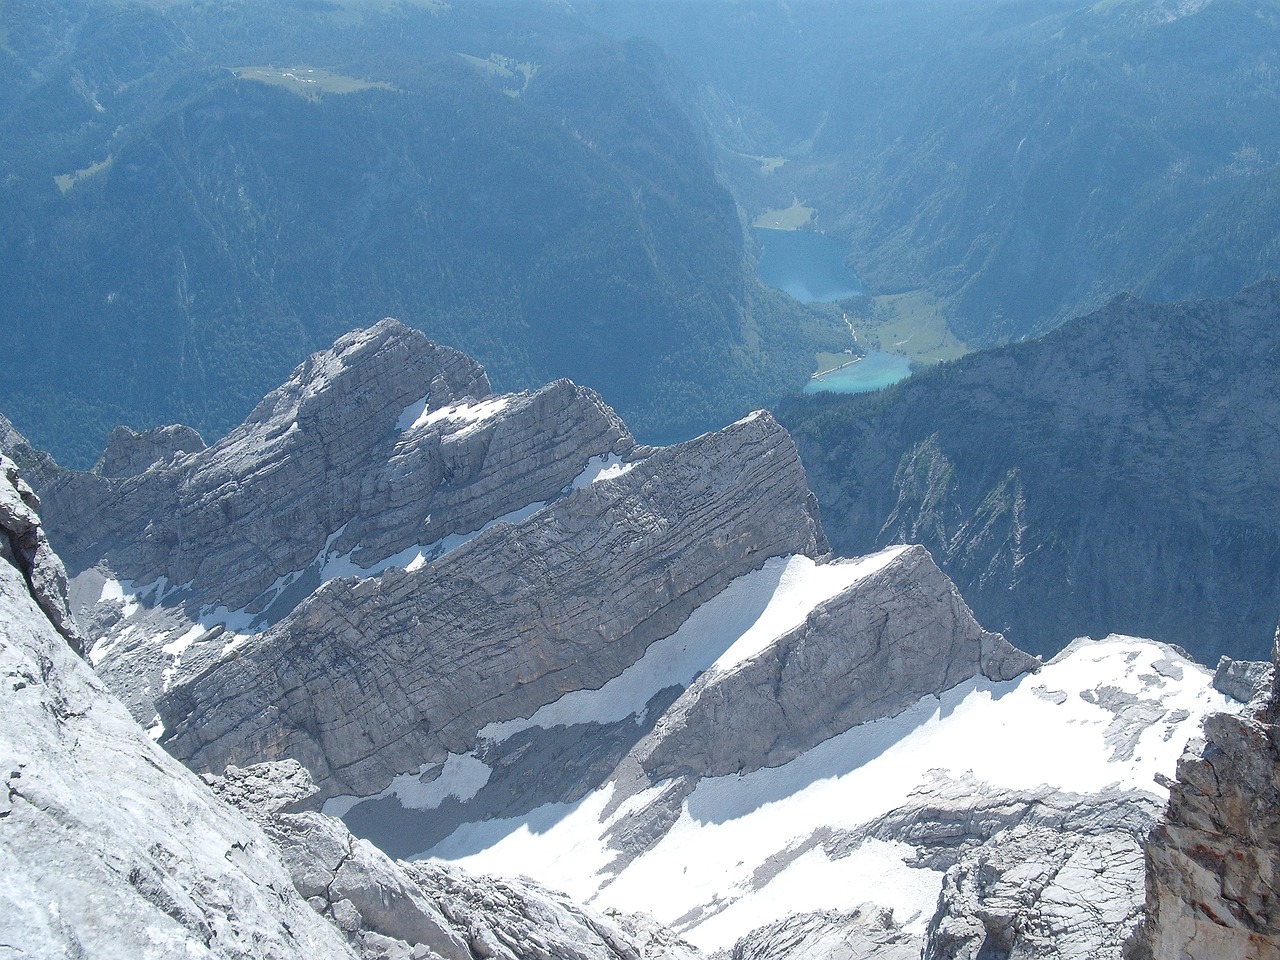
<box><xmin>94</xmin><ymin>424</ymin><xmax>206</xmax><ymax>478</ymax></box>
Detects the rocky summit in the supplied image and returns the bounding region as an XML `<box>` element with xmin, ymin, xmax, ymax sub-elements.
<box><xmin>7</xmin><ymin>321</ymin><xmax>1274</xmax><ymax>959</ymax></box>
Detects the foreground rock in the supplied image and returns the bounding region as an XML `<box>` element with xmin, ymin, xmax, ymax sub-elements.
<box><xmin>0</xmin><ymin>460</ymin><xmax>358</xmax><ymax>958</ymax></box>
<box><xmin>211</xmin><ymin>761</ymin><xmax>703</xmax><ymax>960</ymax></box>
<box><xmin>1141</xmin><ymin>633</ymin><xmax>1280</xmax><ymax>959</ymax></box>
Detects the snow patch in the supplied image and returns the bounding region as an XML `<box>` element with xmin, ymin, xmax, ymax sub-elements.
<box><xmin>402</xmin><ymin>396</ymin><xmax>513</xmax><ymax>436</ymax></box>
<box><xmin>432</xmin><ymin>635</ymin><xmax>1231</xmax><ymax>952</ymax></box>
<box><xmin>479</xmin><ymin>548</ymin><xmax>909</xmax><ymax>742</ymax></box>
<box><xmin>567</xmin><ymin>454</ymin><xmax>635</xmax><ymax>490</ymax></box>
<box><xmin>325</xmin><ymin>752</ymin><xmax>492</xmax><ymax>819</ymax></box>
<box><xmin>396</xmin><ymin>395</ymin><xmax>430</xmax><ymax>431</ymax></box>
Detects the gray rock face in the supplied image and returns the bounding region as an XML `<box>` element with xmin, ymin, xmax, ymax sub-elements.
<box><xmin>723</xmin><ymin>907</ymin><xmax>922</xmax><ymax>960</ymax></box>
<box><xmin>41</xmin><ymin>319</ymin><xmax>637</xmax><ymax>721</ymax></box>
<box><xmin>211</xmin><ymin>761</ymin><xmax>705</xmax><ymax>960</ymax></box>
<box><xmin>157</xmin><ymin>409</ymin><xmax>828</xmax><ymax>800</ymax></box>
<box><xmin>0</xmin><ymin>462</ymin><xmax>359</xmax><ymax>960</ymax></box>
<box><xmin>916</xmin><ymin>781</ymin><xmax>1158</xmax><ymax>960</ymax></box>
<box><xmin>95</xmin><ymin>423</ymin><xmax>206</xmax><ymax>477</ymax></box>
<box><xmin>781</xmin><ymin>281</ymin><xmax>1280</xmax><ymax>663</ymax></box>
<box><xmin>0</xmin><ymin>410</ymin><xmax>60</xmax><ymax>487</ymax></box>
<box><xmin>0</xmin><ymin>453</ymin><xmax>84</xmax><ymax>657</ymax></box>
<box><xmin>1212</xmin><ymin>654</ymin><xmax>1274</xmax><ymax>706</ymax></box>
<box><xmin>634</xmin><ymin>546</ymin><xmax>1037</xmax><ymax>783</ymax></box>
<box><xmin>1141</xmin><ymin>632</ymin><xmax>1280</xmax><ymax>960</ymax></box>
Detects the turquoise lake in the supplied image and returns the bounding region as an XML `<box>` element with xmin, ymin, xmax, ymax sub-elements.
<box><xmin>753</xmin><ymin>227</ymin><xmax>867</xmax><ymax>303</ymax></box>
<box><xmin>804</xmin><ymin>351</ymin><xmax>913</xmax><ymax>395</ymax></box>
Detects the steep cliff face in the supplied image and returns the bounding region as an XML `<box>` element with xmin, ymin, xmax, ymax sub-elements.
<box><xmin>156</xmin><ymin>408</ymin><xmax>830</xmax><ymax>801</ymax></box>
<box><xmin>1142</xmin><ymin>634</ymin><xmax>1280</xmax><ymax>959</ymax></box>
<box><xmin>40</xmin><ymin>319</ymin><xmax>636</xmax><ymax>722</ymax></box>
<box><xmin>780</xmin><ymin>281</ymin><xmax>1280</xmax><ymax>664</ymax></box>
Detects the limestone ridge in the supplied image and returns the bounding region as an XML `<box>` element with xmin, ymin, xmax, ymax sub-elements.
<box><xmin>41</xmin><ymin>318</ymin><xmax>637</xmax><ymax>720</ymax></box>
<box><xmin>94</xmin><ymin>423</ymin><xmax>207</xmax><ymax>478</ymax></box>
<box><xmin>634</xmin><ymin>545</ymin><xmax>1036</xmax><ymax>783</ymax></box>
<box><xmin>157</xmin><ymin>409</ymin><xmax>830</xmax><ymax>800</ymax></box>
<box><xmin>0</xmin><ymin>453</ymin><xmax>84</xmax><ymax>657</ymax></box>
<box><xmin>1142</xmin><ymin>628</ymin><xmax>1280</xmax><ymax>959</ymax></box>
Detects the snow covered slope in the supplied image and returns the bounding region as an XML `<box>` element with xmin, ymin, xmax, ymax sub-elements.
<box><xmin>418</xmin><ymin>635</ymin><xmax>1230</xmax><ymax>956</ymax></box>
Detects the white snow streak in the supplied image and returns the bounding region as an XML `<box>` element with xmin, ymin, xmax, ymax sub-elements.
<box><xmin>479</xmin><ymin>549</ymin><xmax>909</xmax><ymax>742</ymax></box>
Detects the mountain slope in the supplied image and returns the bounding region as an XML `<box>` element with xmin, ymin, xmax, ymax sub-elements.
<box><xmin>778</xmin><ymin>282</ymin><xmax>1280</xmax><ymax>663</ymax></box>
<box><xmin>587</xmin><ymin>0</ymin><xmax>1280</xmax><ymax>346</ymax></box>
<box><xmin>22</xmin><ymin>322</ymin><xmax>1249</xmax><ymax>958</ymax></box>
<box><xmin>0</xmin><ymin>0</ymin><xmax>836</xmax><ymax>467</ymax></box>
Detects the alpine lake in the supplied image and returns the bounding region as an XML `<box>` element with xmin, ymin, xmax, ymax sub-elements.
<box><xmin>753</xmin><ymin>227</ymin><xmax>913</xmax><ymax>396</ymax></box>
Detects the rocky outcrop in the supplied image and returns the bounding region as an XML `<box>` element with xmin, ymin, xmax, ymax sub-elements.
<box><xmin>0</xmin><ymin>461</ymin><xmax>359</xmax><ymax>959</ymax></box>
<box><xmin>40</xmin><ymin>320</ymin><xmax>637</xmax><ymax>720</ymax></box>
<box><xmin>157</xmin><ymin>409</ymin><xmax>828</xmax><ymax>800</ymax></box>
<box><xmin>916</xmin><ymin>781</ymin><xmax>1158</xmax><ymax>960</ymax></box>
<box><xmin>780</xmin><ymin>281</ymin><xmax>1280</xmax><ymax>663</ymax></box>
<box><xmin>724</xmin><ymin>907</ymin><xmax>922</xmax><ymax>960</ymax></box>
<box><xmin>0</xmin><ymin>454</ymin><xmax>84</xmax><ymax>657</ymax></box>
<box><xmin>211</xmin><ymin>761</ymin><xmax>705</xmax><ymax>960</ymax></box>
<box><xmin>94</xmin><ymin>423</ymin><xmax>206</xmax><ymax>477</ymax></box>
<box><xmin>635</xmin><ymin>546</ymin><xmax>1037</xmax><ymax>783</ymax></box>
<box><xmin>0</xmin><ymin>411</ymin><xmax>59</xmax><ymax>487</ymax></box>
<box><xmin>1141</xmin><ymin>632</ymin><xmax>1280</xmax><ymax>959</ymax></box>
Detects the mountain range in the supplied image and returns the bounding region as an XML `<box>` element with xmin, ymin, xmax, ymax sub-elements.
<box><xmin>4</xmin><ymin>319</ymin><xmax>1277</xmax><ymax>958</ymax></box>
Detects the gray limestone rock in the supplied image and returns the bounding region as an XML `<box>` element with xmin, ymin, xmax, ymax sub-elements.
<box><xmin>1212</xmin><ymin>654</ymin><xmax>1274</xmax><ymax>706</ymax></box>
<box><xmin>0</xmin><ymin>410</ymin><xmax>60</xmax><ymax>487</ymax></box>
<box><xmin>210</xmin><ymin>760</ymin><xmax>705</xmax><ymax>960</ymax></box>
<box><xmin>156</xmin><ymin>409</ymin><xmax>828</xmax><ymax>801</ymax></box>
<box><xmin>42</xmin><ymin>319</ymin><xmax>636</xmax><ymax>721</ymax></box>
<box><xmin>0</xmin><ymin>465</ymin><xmax>358</xmax><ymax>960</ymax></box>
<box><xmin>916</xmin><ymin>781</ymin><xmax>1159</xmax><ymax>960</ymax></box>
<box><xmin>721</xmin><ymin>907</ymin><xmax>922</xmax><ymax>960</ymax></box>
<box><xmin>408</xmin><ymin>862</ymin><xmax>704</xmax><ymax>960</ymax></box>
<box><xmin>0</xmin><ymin>453</ymin><xmax>84</xmax><ymax>657</ymax></box>
<box><xmin>95</xmin><ymin>423</ymin><xmax>206</xmax><ymax>477</ymax></box>
<box><xmin>1141</xmin><ymin>630</ymin><xmax>1280</xmax><ymax>960</ymax></box>
<box><xmin>634</xmin><ymin>546</ymin><xmax>1038</xmax><ymax>783</ymax></box>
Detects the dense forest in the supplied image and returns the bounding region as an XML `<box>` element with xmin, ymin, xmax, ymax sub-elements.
<box><xmin>587</xmin><ymin>0</ymin><xmax>1280</xmax><ymax>345</ymax></box>
<box><xmin>0</xmin><ymin>0</ymin><xmax>843</xmax><ymax>466</ymax></box>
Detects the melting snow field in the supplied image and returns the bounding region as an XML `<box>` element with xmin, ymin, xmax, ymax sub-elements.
<box><xmin>424</xmin><ymin>635</ymin><xmax>1230</xmax><ymax>951</ymax></box>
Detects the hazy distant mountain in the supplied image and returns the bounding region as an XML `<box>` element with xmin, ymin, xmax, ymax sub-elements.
<box><xmin>587</xmin><ymin>0</ymin><xmax>1280</xmax><ymax>346</ymax></box>
<box><xmin>779</xmin><ymin>282</ymin><xmax>1280</xmax><ymax>664</ymax></box>
<box><xmin>0</xmin><ymin>0</ymin><xmax>835</xmax><ymax>466</ymax></box>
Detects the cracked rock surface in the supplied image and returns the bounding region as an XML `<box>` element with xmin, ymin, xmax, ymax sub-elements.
<box><xmin>1141</xmin><ymin>632</ymin><xmax>1280</xmax><ymax>960</ymax></box>
<box><xmin>0</xmin><ymin>461</ymin><xmax>357</xmax><ymax>959</ymax></box>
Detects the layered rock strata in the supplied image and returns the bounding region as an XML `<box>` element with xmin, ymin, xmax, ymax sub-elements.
<box><xmin>39</xmin><ymin>319</ymin><xmax>637</xmax><ymax>720</ymax></box>
<box><xmin>1142</xmin><ymin>633</ymin><xmax>1280</xmax><ymax>959</ymax></box>
<box><xmin>158</xmin><ymin>409</ymin><xmax>829</xmax><ymax>800</ymax></box>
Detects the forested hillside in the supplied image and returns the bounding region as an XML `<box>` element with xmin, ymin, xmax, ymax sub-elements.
<box><xmin>0</xmin><ymin>0</ymin><xmax>838</xmax><ymax>466</ymax></box>
<box><xmin>778</xmin><ymin>282</ymin><xmax>1280</xmax><ymax>663</ymax></box>
<box><xmin>588</xmin><ymin>0</ymin><xmax>1280</xmax><ymax>346</ymax></box>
